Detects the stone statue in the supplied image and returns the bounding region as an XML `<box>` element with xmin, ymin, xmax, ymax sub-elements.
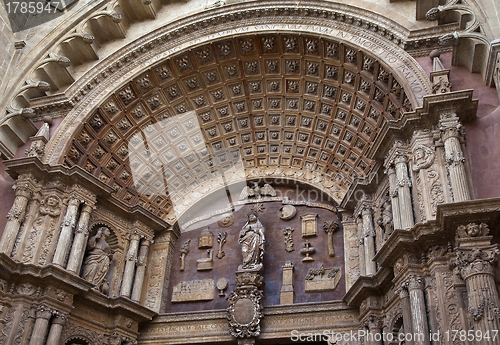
<box><xmin>82</xmin><ymin>227</ymin><xmax>114</xmax><ymax>291</ymax></box>
<box><xmin>377</xmin><ymin>197</ymin><xmax>394</xmax><ymax>239</ymax></box>
<box><xmin>238</xmin><ymin>212</ymin><xmax>265</xmax><ymax>270</ymax></box>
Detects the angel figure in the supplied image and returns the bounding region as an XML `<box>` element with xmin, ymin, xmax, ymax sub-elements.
<box><xmin>239</xmin><ymin>182</ymin><xmax>276</xmax><ymax>200</ymax></box>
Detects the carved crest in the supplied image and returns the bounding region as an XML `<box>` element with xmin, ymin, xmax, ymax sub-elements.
<box><xmin>227</xmin><ymin>286</ymin><xmax>264</xmax><ymax>338</ymax></box>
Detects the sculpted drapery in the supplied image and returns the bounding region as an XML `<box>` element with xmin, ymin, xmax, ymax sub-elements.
<box><xmin>239</xmin><ymin>212</ymin><xmax>265</xmax><ymax>270</ymax></box>
<box><xmin>82</xmin><ymin>227</ymin><xmax>113</xmax><ymax>290</ymax></box>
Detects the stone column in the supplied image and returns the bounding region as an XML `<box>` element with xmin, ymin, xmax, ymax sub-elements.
<box><xmin>439</xmin><ymin>113</ymin><xmax>471</xmax><ymax>202</ymax></box>
<box><xmin>66</xmin><ymin>204</ymin><xmax>93</xmax><ymax>273</ymax></box>
<box><xmin>362</xmin><ymin>206</ymin><xmax>376</xmax><ymax>275</ymax></box>
<box><xmin>52</xmin><ymin>196</ymin><xmax>81</xmax><ymax>266</ymax></box>
<box><xmin>46</xmin><ymin>312</ymin><xmax>67</xmax><ymax>345</ymax></box>
<box><xmin>395</xmin><ymin>154</ymin><xmax>414</xmax><ymax>229</ymax></box>
<box><xmin>403</xmin><ymin>275</ymin><xmax>430</xmax><ymax>345</ymax></box>
<box><xmin>357</xmin><ymin>216</ymin><xmax>366</xmax><ymax>276</ymax></box>
<box><xmin>120</xmin><ymin>233</ymin><xmax>141</xmax><ymax>297</ymax></box>
<box><xmin>387</xmin><ymin>166</ymin><xmax>402</xmax><ymax>230</ymax></box>
<box><xmin>0</xmin><ymin>179</ymin><xmax>33</xmax><ymax>255</ymax></box>
<box><xmin>456</xmin><ymin>244</ymin><xmax>500</xmax><ymax>345</ymax></box>
<box><xmin>28</xmin><ymin>305</ymin><xmax>52</xmax><ymax>345</ymax></box>
<box><xmin>131</xmin><ymin>239</ymin><xmax>152</xmax><ymax>302</ymax></box>
<box><xmin>398</xmin><ymin>287</ymin><xmax>414</xmax><ymax>345</ymax></box>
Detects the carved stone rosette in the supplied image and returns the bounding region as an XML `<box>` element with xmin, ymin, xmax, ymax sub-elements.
<box><xmin>227</xmin><ymin>286</ymin><xmax>264</xmax><ymax>338</ymax></box>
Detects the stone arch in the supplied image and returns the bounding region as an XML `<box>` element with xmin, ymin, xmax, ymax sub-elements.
<box><xmin>39</xmin><ymin>7</ymin><xmax>432</xmax><ymax>225</ymax></box>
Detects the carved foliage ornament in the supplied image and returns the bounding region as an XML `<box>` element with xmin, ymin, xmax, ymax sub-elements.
<box><xmin>455</xmin><ymin>246</ymin><xmax>500</xmax><ymax>280</ymax></box>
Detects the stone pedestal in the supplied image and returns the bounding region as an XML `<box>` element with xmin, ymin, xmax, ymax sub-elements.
<box><xmin>280</xmin><ymin>261</ymin><xmax>294</xmax><ymax>304</ymax></box>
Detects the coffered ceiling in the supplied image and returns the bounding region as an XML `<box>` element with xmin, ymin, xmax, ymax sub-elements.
<box><xmin>63</xmin><ymin>33</ymin><xmax>414</xmax><ymax>222</ymax></box>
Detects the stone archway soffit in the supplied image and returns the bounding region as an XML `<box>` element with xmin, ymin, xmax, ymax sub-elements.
<box><xmin>42</xmin><ymin>27</ymin><xmax>431</xmax><ymax>224</ymax></box>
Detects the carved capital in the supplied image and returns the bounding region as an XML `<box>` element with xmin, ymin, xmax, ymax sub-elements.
<box><xmin>455</xmin><ymin>246</ymin><xmax>500</xmax><ymax>280</ymax></box>
<box><xmin>52</xmin><ymin>311</ymin><xmax>68</xmax><ymax>325</ymax></box>
<box><xmin>35</xmin><ymin>305</ymin><xmax>53</xmax><ymax>320</ymax></box>
<box><xmin>402</xmin><ymin>275</ymin><xmax>425</xmax><ymax>291</ymax></box>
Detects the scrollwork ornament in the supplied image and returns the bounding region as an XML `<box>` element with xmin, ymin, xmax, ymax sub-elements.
<box><xmin>227</xmin><ymin>286</ymin><xmax>264</xmax><ymax>338</ymax></box>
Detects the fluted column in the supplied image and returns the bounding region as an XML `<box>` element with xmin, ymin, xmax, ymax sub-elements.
<box><xmin>357</xmin><ymin>217</ymin><xmax>366</xmax><ymax>276</ymax></box>
<box><xmin>395</xmin><ymin>154</ymin><xmax>414</xmax><ymax>229</ymax></box>
<box><xmin>28</xmin><ymin>305</ymin><xmax>52</xmax><ymax>345</ymax></box>
<box><xmin>0</xmin><ymin>180</ymin><xmax>33</xmax><ymax>255</ymax></box>
<box><xmin>440</xmin><ymin>114</ymin><xmax>471</xmax><ymax>202</ymax></box>
<box><xmin>131</xmin><ymin>239</ymin><xmax>152</xmax><ymax>302</ymax></box>
<box><xmin>53</xmin><ymin>196</ymin><xmax>81</xmax><ymax>266</ymax></box>
<box><xmin>66</xmin><ymin>204</ymin><xmax>94</xmax><ymax>273</ymax></box>
<box><xmin>121</xmin><ymin>234</ymin><xmax>141</xmax><ymax>297</ymax></box>
<box><xmin>362</xmin><ymin>206</ymin><xmax>376</xmax><ymax>275</ymax></box>
<box><xmin>403</xmin><ymin>275</ymin><xmax>430</xmax><ymax>345</ymax></box>
<box><xmin>46</xmin><ymin>312</ymin><xmax>67</xmax><ymax>345</ymax></box>
<box><xmin>387</xmin><ymin>166</ymin><xmax>402</xmax><ymax>230</ymax></box>
<box><xmin>398</xmin><ymin>287</ymin><xmax>414</xmax><ymax>345</ymax></box>
<box><xmin>456</xmin><ymin>245</ymin><xmax>500</xmax><ymax>345</ymax></box>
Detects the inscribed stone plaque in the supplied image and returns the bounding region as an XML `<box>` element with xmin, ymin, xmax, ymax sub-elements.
<box><xmin>171</xmin><ymin>279</ymin><xmax>215</xmax><ymax>302</ymax></box>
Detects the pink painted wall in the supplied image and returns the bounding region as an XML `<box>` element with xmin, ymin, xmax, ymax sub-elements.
<box><xmin>416</xmin><ymin>52</ymin><xmax>500</xmax><ymax>199</ymax></box>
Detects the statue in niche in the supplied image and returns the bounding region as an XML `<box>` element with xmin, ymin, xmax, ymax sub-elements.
<box><xmin>238</xmin><ymin>212</ymin><xmax>265</xmax><ymax>270</ymax></box>
<box><xmin>82</xmin><ymin>227</ymin><xmax>114</xmax><ymax>291</ymax></box>
<box><xmin>377</xmin><ymin>197</ymin><xmax>394</xmax><ymax>240</ymax></box>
